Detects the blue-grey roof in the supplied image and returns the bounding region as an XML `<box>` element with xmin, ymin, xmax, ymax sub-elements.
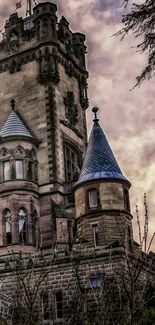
<box><xmin>0</xmin><ymin>111</ymin><xmax>33</xmax><ymax>139</ymax></box>
<box><xmin>76</xmin><ymin>119</ymin><xmax>128</xmax><ymax>187</ymax></box>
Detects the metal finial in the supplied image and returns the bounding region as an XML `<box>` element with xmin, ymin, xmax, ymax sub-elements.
<box><xmin>92</xmin><ymin>107</ymin><xmax>99</xmax><ymax>121</ymax></box>
<box><xmin>10</xmin><ymin>99</ymin><xmax>15</xmax><ymax>111</ymax></box>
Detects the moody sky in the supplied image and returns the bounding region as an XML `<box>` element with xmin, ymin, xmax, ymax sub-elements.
<box><xmin>0</xmin><ymin>0</ymin><xmax>154</xmax><ymax>249</ymax></box>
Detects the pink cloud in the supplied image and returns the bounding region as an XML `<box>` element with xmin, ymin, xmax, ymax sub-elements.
<box><xmin>0</xmin><ymin>0</ymin><xmax>154</xmax><ymax>250</ymax></box>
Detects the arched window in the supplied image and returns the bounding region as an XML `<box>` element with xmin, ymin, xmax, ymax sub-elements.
<box><xmin>1</xmin><ymin>148</ymin><xmax>11</xmax><ymax>181</ymax></box>
<box><xmin>63</xmin><ymin>143</ymin><xmax>81</xmax><ymax>182</ymax></box>
<box><xmin>15</xmin><ymin>160</ymin><xmax>24</xmax><ymax>179</ymax></box>
<box><xmin>14</xmin><ymin>146</ymin><xmax>24</xmax><ymax>179</ymax></box>
<box><xmin>41</xmin><ymin>292</ymin><xmax>50</xmax><ymax>321</ymax></box>
<box><xmin>3</xmin><ymin>209</ymin><xmax>12</xmax><ymax>245</ymax></box>
<box><xmin>1</xmin><ymin>146</ymin><xmax>38</xmax><ymax>183</ymax></box>
<box><xmin>3</xmin><ymin>161</ymin><xmax>11</xmax><ymax>181</ymax></box>
<box><xmin>27</xmin><ymin>161</ymin><xmax>33</xmax><ymax>180</ymax></box>
<box><xmin>88</xmin><ymin>273</ymin><xmax>103</xmax><ymax>289</ymax></box>
<box><xmin>18</xmin><ymin>208</ymin><xmax>27</xmax><ymax>244</ymax></box>
<box><xmin>32</xmin><ymin>209</ymin><xmax>38</xmax><ymax>246</ymax></box>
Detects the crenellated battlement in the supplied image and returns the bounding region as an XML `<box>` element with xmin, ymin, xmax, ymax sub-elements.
<box><xmin>0</xmin><ymin>2</ymin><xmax>88</xmax><ymax>75</ymax></box>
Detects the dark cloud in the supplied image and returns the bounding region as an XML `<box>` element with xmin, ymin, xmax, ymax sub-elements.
<box><xmin>95</xmin><ymin>0</ymin><xmax>122</xmax><ymax>11</ymax></box>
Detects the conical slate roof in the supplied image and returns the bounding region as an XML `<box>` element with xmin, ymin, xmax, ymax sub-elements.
<box><xmin>76</xmin><ymin>112</ymin><xmax>128</xmax><ymax>187</ymax></box>
<box><xmin>0</xmin><ymin>110</ymin><xmax>33</xmax><ymax>139</ymax></box>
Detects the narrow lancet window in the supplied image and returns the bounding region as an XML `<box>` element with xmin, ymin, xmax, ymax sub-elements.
<box><xmin>3</xmin><ymin>209</ymin><xmax>12</xmax><ymax>245</ymax></box>
<box><xmin>88</xmin><ymin>189</ymin><xmax>98</xmax><ymax>208</ymax></box>
<box><xmin>18</xmin><ymin>208</ymin><xmax>27</xmax><ymax>244</ymax></box>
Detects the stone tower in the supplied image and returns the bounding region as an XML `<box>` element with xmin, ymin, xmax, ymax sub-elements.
<box><xmin>0</xmin><ymin>1</ymin><xmax>88</xmax><ymax>252</ymax></box>
<box><xmin>74</xmin><ymin>108</ymin><xmax>133</xmax><ymax>249</ymax></box>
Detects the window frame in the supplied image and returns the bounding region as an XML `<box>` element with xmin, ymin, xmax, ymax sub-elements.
<box><xmin>86</xmin><ymin>188</ymin><xmax>100</xmax><ymax>211</ymax></box>
<box><xmin>88</xmin><ymin>273</ymin><xmax>103</xmax><ymax>289</ymax></box>
<box><xmin>124</xmin><ymin>189</ymin><xmax>130</xmax><ymax>212</ymax></box>
<box><xmin>92</xmin><ymin>223</ymin><xmax>99</xmax><ymax>247</ymax></box>
<box><xmin>15</xmin><ymin>160</ymin><xmax>24</xmax><ymax>179</ymax></box>
<box><xmin>63</xmin><ymin>142</ymin><xmax>81</xmax><ymax>182</ymax></box>
<box><xmin>88</xmin><ymin>189</ymin><xmax>98</xmax><ymax>208</ymax></box>
<box><xmin>3</xmin><ymin>209</ymin><xmax>12</xmax><ymax>246</ymax></box>
<box><xmin>55</xmin><ymin>291</ymin><xmax>63</xmax><ymax>320</ymax></box>
<box><xmin>18</xmin><ymin>207</ymin><xmax>27</xmax><ymax>244</ymax></box>
<box><xmin>27</xmin><ymin>160</ymin><xmax>34</xmax><ymax>181</ymax></box>
<box><xmin>3</xmin><ymin>161</ymin><xmax>11</xmax><ymax>181</ymax></box>
<box><xmin>41</xmin><ymin>292</ymin><xmax>50</xmax><ymax>321</ymax></box>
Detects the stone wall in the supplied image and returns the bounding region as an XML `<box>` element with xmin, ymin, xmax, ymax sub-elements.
<box><xmin>0</xmin><ymin>247</ymin><xmax>126</xmax><ymax>324</ymax></box>
<box><xmin>0</xmin><ymin>61</ymin><xmax>49</xmax><ymax>186</ymax></box>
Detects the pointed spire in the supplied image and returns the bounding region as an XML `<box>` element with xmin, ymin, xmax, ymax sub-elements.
<box><xmin>75</xmin><ymin>108</ymin><xmax>129</xmax><ymax>188</ymax></box>
<box><xmin>0</xmin><ymin>109</ymin><xmax>34</xmax><ymax>139</ymax></box>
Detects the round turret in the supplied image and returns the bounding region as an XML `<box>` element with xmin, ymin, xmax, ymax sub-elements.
<box><xmin>0</xmin><ymin>100</ymin><xmax>40</xmax><ymax>254</ymax></box>
<box><xmin>74</xmin><ymin>108</ymin><xmax>133</xmax><ymax>249</ymax></box>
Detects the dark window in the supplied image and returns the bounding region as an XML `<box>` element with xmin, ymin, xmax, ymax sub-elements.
<box><xmin>3</xmin><ymin>161</ymin><xmax>11</xmax><ymax>181</ymax></box>
<box><xmin>3</xmin><ymin>209</ymin><xmax>12</xmax><ymax>245</ymax></box>
<box><xmin>32</xmin><ymin>210</ymin><xmax>37</xmax><ymax>246</ymax></box>
<box><xmin>42</xmin><ymin>293</ymin><xmax>50</xmax><ymax>320</ymax></box>
<box><xmin>92</xmin><ymin>224</ymin><xmax>99</xmax><ymax>247</ymax></box>
<box><xmin>64</xmin><ymin>144</ymin><xmax>81</xmax><ymax>182</ymax></box>
<box><xmin>88</xmin><ymin>189</ymin><xmax>98</xmax><ymax>208</ymax></box>
<box><xmin>124</xmin><ymin>190</ymin><xmax>130</xmax><ymax>212</ymax></box>
<box><xmin>89</xmin><ymin>274</ymin><xmax>102</xmax><ymax>289</ymax></box>
<box><xmin>16</xmin><ymin>160</ymin><xmax>23</xmax><ymax>179</ymax></box>
<box><xmin>56</xmin><ymin>292</ymin><xmax>63</xmax><ymax>319</ymax></box>
<box><xmin>27</xmin><ymin>161</ymin><xmax>33</xmax><ymax>180</ymax></box>
<box><xmin>24</xmin><ymin>20</ymin><xmax>34</xmax><ymax>31</ymax></box>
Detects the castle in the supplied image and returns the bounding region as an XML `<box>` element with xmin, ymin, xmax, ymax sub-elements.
<box><xmin>0</xmin><ymin>1</ymin><xmax>153</xmax><ymax>325</ymax></box>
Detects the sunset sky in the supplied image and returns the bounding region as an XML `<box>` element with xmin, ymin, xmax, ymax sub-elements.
<box><xmin>0</xmin><ymin>0</ymin><xmax>154</xmax><ymax>249</ymax></box>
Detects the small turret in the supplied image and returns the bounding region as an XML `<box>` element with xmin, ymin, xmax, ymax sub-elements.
<box><xmin>57</xmin><ymin>16</ymin><xmax>72</xmax><ymax>54</ymax></box>
<box><xmin>74</xmin><ymin>108</ymin><xmax>133</xmax><ymax>249</ymax></box>
<box><xmin>72</xmin><ymin>33</ymin><xmax>87</xmax><ymax>68</ymax></box>
<box><xmin>0</xmin><ymin>100</ymin><xmax>39</xmax><ymax>253</ymax></box>
<box><xmin>33</xmin><ymin>2</ymin><xmax>57</xmax><ymax>42</ymax></box>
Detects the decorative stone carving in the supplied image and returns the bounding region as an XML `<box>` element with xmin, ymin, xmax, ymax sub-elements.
<box><xmin>37</xmin><ymin>48</ymin><xmax>60</xmax><ymax>85</ymax></box>
<box><xmin>8</xmin><ymin>31</ymin><xmax>19</xmax><ymax>53</ymax></box>
<box><xmin>61</xmin><ymin>92</ymin><xmax>83</xmax><ymax>138</ymax></box>
<box><xmin>0</xmin><ymin>148</ymin><xmax>9</xmax><ymax>158</ymax></box>
<box><xmin>64</xmin><ymin>92</ymin><xmax>78</xmax><ymax>127</ymax></box>
<box><xmin>79</xmin><ymin>76</ymin><xmax>89</xmax><ymax>109</ymax></box>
